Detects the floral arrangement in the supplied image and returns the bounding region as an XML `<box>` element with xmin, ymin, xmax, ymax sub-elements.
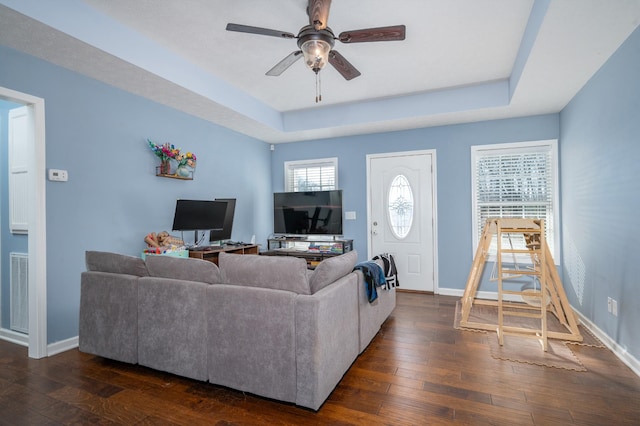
<box><xmin>148</xmin><ymin>139</ymin><xmax>197</xmax><ymax>176</ymax></box>
<box><xmin>148</xmin><ymin>139</ymin><xmax>180</xmax><ymax>162</ymax></box>
<box><xmin>176</xmin><ymin>151</ymin><xmax>197</xmax><ymax>168</ymax></box>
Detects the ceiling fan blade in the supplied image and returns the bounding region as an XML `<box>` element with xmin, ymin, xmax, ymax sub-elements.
<box><xmin>307</xmin><ymin>0</ymin><xmax>331</xmax><ymax>30</ymax></box>
<box><xmin>266</xmin><ymin>51</ymin><xmax>303</xmax><ymax>76</ymax></box>
<box><xmin>338</xmin><ymin>25</ymin><xmax>406</xmax><ymax>43</ymax></box>
<box><xmin>226</xmin><ymin>23</ymin><xmax>295</xmax><ymax>39</ymax></box>
<box><xmin>328</xmin><ymin>50</ymin><xmax>361</xmax><ymax>80</ymax></box>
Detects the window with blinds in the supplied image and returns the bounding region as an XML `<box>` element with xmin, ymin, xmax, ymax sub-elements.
<box><xmin>284</xmin><ymin>158</ymin><xmax>337</xmax><ymax>192</ymax></box>
<box><xmin>471</xmin><ymin>140</ymin><xmax>559</xmax><ymax>261</ymax></box>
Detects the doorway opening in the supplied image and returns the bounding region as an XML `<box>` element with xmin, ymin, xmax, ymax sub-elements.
<box><xmin>0</xmin><ymin>86</ymin><xmax>47</xmax><ymax>358</ymax></box>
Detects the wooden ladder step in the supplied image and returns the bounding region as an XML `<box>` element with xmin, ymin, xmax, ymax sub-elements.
<box><xmin>500</xmin><ymin>269</ymin><xmax>540</xmax><ymax>276</ymax></box>
<box><xmin>501</xmin><ymin>301</ymin><xmax>541</xmax><ymax>310</ymax></box>
<box><xmin>499</xmin><ymin>248</ymin><xmax>541</xmax><ymax>254</ymax></box>
<box><xmin>502</xmin><ymin>311</ymin><xmax>543</xmax><ymax>319</ymax></box>
<box><xmin>499</xmin><ymin>326</ymin><xmax>544</xmax><ymax>336</ymax></box>
<box><xmin>501</xmin><ymin>290</ymin><xmax>543</xmax><ymax>297</ymax></box>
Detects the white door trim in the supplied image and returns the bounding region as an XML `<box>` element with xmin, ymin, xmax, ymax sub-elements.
<box><xmin>366</xmin><ymin>149</ymin><xmax>439</xmax><ymax>293</ymax></box>
<box><xmin>0</xmin><ymin>86</ymin><xmax>47</xmax><ymax>358</ymax></box>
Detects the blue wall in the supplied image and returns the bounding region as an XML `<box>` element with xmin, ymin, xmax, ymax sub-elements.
<box><xmin>0</xmin><ymin>100</ymin><xmax>29</xmax><ymax>330</ymax></box>
<box><xmin>560</xmin><ymin>25</ymin><xmax>640</xmax><ymax>360</ymax></box>
<box><xmin>271</xmin><ymin>115</ymin><xmax>560</xmax><ymax>293</ymax></box>
<box><xmin>0</xmin><ymin>45</ymin><xmax>272</xmax><ymax>343</ymax></box>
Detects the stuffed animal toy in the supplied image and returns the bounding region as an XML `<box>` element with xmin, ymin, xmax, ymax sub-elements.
<box><xmin>157</xmin><ymin>231</ymin><xmax>183</xmax><ymax>246</ymax></box>
<box><xmin>144</xmin><ymin>232</ymin><xmax>160</xmax><ymax>247</ymax></box>
<box><xmin>144</xmin><ymin>231</ymin><xmax>183</xmax><ymax>247</ymax></box>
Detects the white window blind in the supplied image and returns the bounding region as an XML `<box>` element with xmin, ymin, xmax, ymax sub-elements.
<box><xmin>284</xmin><ymin>158</ymin><xmax>337</xmax><ymax>192</ymax></box>
<box><xmin>471</xmin><ymin>140</ymin><xmax>559</xmax><ymax>261</ymax></box>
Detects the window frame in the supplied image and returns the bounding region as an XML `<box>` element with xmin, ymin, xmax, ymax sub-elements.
<box><xmin>284</xmin><ymin>157</ymin><xmax>338</xmax><ymax>192</ymax></box>
<box><xmin>471</xmin><ymin>139</ymin><xmax>560</xmax><ymax>263</ymax></box>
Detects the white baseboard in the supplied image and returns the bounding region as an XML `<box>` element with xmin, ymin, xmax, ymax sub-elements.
<box><xmin>437</xmin><ymin>288</ymin><xmax>463</xmax><ymax>297</ymax></box>
<box><xmin>0</xmin><ymin>331</ymin><xmax>79</xmax><ymax>357</ymax></box>
<box><xmin>572</xmin><ymin>308</ymin><xmax>640</xmax><ymax>378</ymax></box>
<box><xmin>438</xmin><ymin>288</ymin><xmax>522</xmax><ymax>302</ymax></box>
<box><xmin>0</xmin><ymin>328</ymin><xmax>28</xmax><ymax>346</ymax></box>
<box><xmin>47</xmin><ymin>336</ymin><xmax>79</xmax><ymax>356</ymax></box>
<box><xmin>440</xmin><ymin>287</ymin><xmax>640</xmax><ymax>378</ymax></box>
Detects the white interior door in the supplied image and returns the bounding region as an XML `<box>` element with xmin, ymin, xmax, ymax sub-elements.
<box><xmin>9</xmin><ymin>106</ymin><xmax>30</xmax><ymax>234</ymax></box>
<box><xmin>367</xmin><ymin>151</ymin><xmax>437</xmax><ymax>292</ymax></box>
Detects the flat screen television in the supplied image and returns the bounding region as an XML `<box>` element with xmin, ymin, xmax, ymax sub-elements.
<box><xmin>273</xmin><ymin>190</ymin><xmax>343</xmax><ymax>235</ymax></box>
<box><xmin>210</xmin><ymin>198</ymin><xmax>236</xmax><ymax>243</ymax></box>
<box><xmin>172</xmin><ymin>199</ymin><xmax>227</xmax><ymax>232</ymax></box>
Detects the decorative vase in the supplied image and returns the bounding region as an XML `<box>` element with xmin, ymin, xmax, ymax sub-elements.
<box><xmin>159</xmin><ymin>159</ymin><xmax>171</xmax><ymax>175</ymax></box>
<box><xmin>176</xmin><ymin>165</ymin><xmax>191</xmax><ymax>178</ymax></box>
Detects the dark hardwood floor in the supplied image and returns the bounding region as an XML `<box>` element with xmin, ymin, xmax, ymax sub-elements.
<box><xmin>1</xmin><ymin>293</ymin><xmax>639</xmax><ymax>425</ymax></box>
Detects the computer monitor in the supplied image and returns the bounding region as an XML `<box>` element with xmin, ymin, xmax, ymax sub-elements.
<box><xmin>172</xmin><ymin>199</ymin><xmax>226</xmax><ymax>231</ymax></box>
<box><xmin>210</xmin><ymin>198</ymin><xmax>236</xmax><ymax>243</ymax></box>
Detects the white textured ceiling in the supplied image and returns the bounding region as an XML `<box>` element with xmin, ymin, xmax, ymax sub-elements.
<box><xmin>1</xmin><ymin>0</ymin><xmax>639</xmax><ymax>143</ymax></box>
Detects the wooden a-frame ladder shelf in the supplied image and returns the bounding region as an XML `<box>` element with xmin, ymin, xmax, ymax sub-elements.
<box><xmin>459</xmin><ymin>218</ymin><xmax>582</xmax><ymax>351</ymax></box>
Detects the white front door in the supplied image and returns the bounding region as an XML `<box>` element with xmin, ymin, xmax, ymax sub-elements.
<box><xmin>367</xmin><ymin>150</ymin><xmax>437</xmax><ymax>292</ymax></box>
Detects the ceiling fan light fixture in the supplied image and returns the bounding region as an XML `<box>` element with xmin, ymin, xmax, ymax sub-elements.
<box><xmin>296</xmin><ymin>26</ymin><xmax>335</xmax><ymax>74</ymax></box>
<box><xmin>300</xmin><ymin>39</ymin><xmax>331</xmax><ymax>72</ymax></box>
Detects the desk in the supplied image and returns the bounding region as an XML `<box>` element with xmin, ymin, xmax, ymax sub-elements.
<box><xmin>188</xmin><ymin>244</ymin><xmax>259</xmax><ymax>265</ymax></box>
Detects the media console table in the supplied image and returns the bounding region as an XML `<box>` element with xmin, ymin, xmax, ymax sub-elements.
<box><xmin>188</xmin><ymin>244</ymin><xmax>259</xmax><ymax>265</ymax></box>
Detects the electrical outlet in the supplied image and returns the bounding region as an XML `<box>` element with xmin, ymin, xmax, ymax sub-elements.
<box><xmin>612</xmin><ymin>299</ymin><xmax>618</xmax><ymax>316</ymax></box>
<box><xmin>607</xmin><ymin>297</ymin><xmax>612</xmax><ymax>313</ymax></box>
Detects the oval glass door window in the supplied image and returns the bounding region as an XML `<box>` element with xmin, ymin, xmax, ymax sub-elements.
<box><xmin>388</xmin><ymin>174</ymin><xmax>414</xmax><ymax>239</ymax></box>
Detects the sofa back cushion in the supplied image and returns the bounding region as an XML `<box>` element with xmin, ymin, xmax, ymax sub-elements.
<box><xmin>145</xmin><ymin>255</ymin><xmax>221</xmax><ymax>284</ymax></box>
<box><xmin>309</xmin><ymin>250</ymin><xmax>358</xmax><ymax>294</ymax></box>
<box><xmin>219</xmin><ymin>253</ymin><xmax>311</xmax><ymax>294</ymax></box>
<box><xmin>85</xmin><ymin>251</ymin><xmax>149</xmax><ymax>276</ymax></box>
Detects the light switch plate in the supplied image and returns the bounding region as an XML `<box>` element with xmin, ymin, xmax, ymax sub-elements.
<box><xmin>48</xmin><ymin>169</ymin><xmax>68</xmax><ymax>182</ymax></box>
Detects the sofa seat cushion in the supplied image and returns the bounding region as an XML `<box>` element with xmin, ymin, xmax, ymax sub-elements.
<box><xmin>309</xmin><ymin>250</ymin><xmax>358</xmax><ymax>294</ymax></box>
<box><xmin>85</xmin><ymin>251</ymin><xmax>148</xmax><ymax>277</ymax></box>
<box><xmin>219</xmin><ymin>252</ymin><xmax>311</xmax><ymax>294</ymax></box>
<box><xmin>145</xmin><ymin>255</ymin><xmax>221</xmax><ymax>284</ymax></box>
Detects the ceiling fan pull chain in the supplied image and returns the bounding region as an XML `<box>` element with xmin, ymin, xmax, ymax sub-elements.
<box><xmin>315</xmin><ymin>71</ymin><xmax>322</xmax><ymax>103</ymax></box>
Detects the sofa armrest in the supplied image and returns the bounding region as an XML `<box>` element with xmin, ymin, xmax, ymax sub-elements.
<box><xmin>355</xmin><ymin>269</ymin><xmax>397</xmax><ymax>353</ymax></box>
<box><xmin>295</xmin><ymin>271</ymin><xmax>359</xmax><ymax>410</ymax></box>
<box><xmin>79</xmin><ymin>271</ymin><xmax>138</xmax><ymax>363</ymax></box>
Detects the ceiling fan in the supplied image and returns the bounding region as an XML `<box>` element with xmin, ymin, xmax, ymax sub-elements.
<box><xmin>226</xmin><ymin>0</ymin><xmax>405</xmax><ymax>100</ymax></box>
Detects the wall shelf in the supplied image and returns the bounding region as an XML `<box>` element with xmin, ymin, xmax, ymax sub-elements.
<box><xmin>155</xmin><ymin>166</ymin><xmax>193</xmax><ymax>180</ymax></box>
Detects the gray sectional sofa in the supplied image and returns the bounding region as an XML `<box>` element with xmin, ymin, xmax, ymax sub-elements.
<box><xmin>79</xmin><ymin>249</ymin><xmax>395</xmax><ymax>410</ymax></box>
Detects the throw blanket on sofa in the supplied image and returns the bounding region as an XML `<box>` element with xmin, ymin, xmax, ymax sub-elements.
<box><xmin>373</xmin><ymin>253</ymin><xmax>400</xmax><ymax>289</ymax></box>
<box><xmin>353</xmin><ymin>261</ymin><xmax>386</xmax><ymax>303</ymax></box>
